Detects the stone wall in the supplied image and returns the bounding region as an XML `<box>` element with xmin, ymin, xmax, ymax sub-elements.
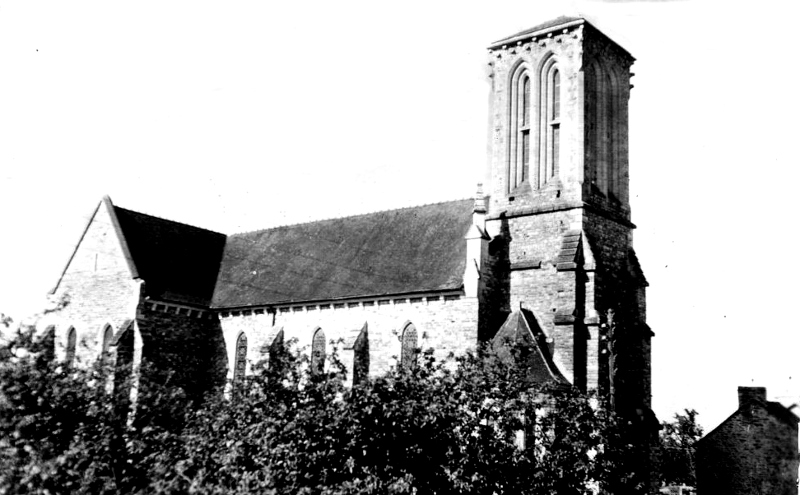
<box><xmin>44</xmin><ymin>202</ymin><xmax>140</xmax><ymax>364</ymax></box>
<box><xmin>697</xmin><ymin>388</ymin><xmax>799</xmax><ymax>495</ymax></box>
<box><xmin>218</xmin><ymin>294</ymin><xmax>480</xmax><ymax>385</ymax></box>
<box><xmin>135</xmin><ymin>302</ymin><xmax>227</xmax><ymax>400</ymax></box>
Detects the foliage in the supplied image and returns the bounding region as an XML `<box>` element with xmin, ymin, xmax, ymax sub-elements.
<box><xmin>0</xmin><ymin>319</ymin><xmax>646</xmax><ymax>494</ymax></box>
<box><xmin>655</xmin><ymin>409</ymin><xmax>703</xmax><ymax>487</ymax></box>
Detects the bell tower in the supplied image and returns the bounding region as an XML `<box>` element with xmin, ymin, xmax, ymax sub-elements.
<box><xmin>482</xmin><ymin>17</ymin><xmax>650</xmax><ymax>411</ymax></box>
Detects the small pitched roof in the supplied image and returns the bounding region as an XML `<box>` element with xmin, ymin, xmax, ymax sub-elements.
<box><xmin>491</xmin><ymin>16</ymin><xmax>585</xmax><ymax>47</ymax></box>
<box><xmin>491</xmin><ymin>309</ymin><xmax>568</xmax><ymax>385</ymax></box>
<box><xmin>113</xmin><ymin>206</ymin><xmax>227</xmax><ymax>307</ymax></box>
<box><xmin>488</xmin><ymin>15</ymin><xmax>634</xmax><ymax>60</ymax></box>
<box><xmin>211</xmin><ymin>199</ymin><xmax>474</xmax><ymax>308</ymax></box>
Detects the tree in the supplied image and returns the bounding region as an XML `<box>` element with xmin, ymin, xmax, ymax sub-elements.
<box><xmin>0</xmin><ymin>322</ymin><xmax>643</xmax><ymax>494</ymax></box>
<box><xmin>655</xmin><ymin>409</ymin><xmax>704</xmax><ymax>486</ymax></box>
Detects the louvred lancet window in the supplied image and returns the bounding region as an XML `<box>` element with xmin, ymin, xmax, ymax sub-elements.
<box><xmin>233</xmin><ymin>333</ymin><xmax>247</xmax><ymax>385</ymax></box>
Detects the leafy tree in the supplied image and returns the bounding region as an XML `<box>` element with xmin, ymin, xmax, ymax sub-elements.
<box><xmin>0</xmin><ymin>317</ymin><xmax>645</xmax><ymax>494</ymax></box>
<box><xmin>655</xmin><ymin>409</ymin><xmax>703</xmax><ymax>486</ymax></box>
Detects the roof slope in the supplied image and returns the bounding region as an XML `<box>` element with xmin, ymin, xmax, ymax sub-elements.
<box><xmin>212</xmin><ymin>199</ymin><xmax>474</xmax><ymax>308</ymax></box>
<box><xmin>699</xmin><ymin>399</ymin><xmax>800</xmax><ymax>445</ymax></box>
<box><xmin>490</xmin><ymin>16</ymin><xmax>584</xmax><ymax>47</ymax></box>
<box><xmin>491</xmin><ymin>309</ymin><xmax>568</xmax><ymax>385</ymax></box>
<box><xmin>114</xmin><ymin>206</ymin><xmax>227</xmax><ymax>306</ymax></box>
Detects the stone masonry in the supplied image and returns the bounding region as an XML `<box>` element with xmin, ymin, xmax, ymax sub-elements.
<box><xmin>42</xmin><ymin>17</ymin><xmax>651</xmax><ymax>416</ymax></box>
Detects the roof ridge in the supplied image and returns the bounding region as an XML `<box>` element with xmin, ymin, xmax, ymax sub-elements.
<box><xmin>230</xmin><ymin>197</ymin><xmax>474</xmax><ymax>237</ymax></box>
<box><xmin>114</xmin><ymin>205</ymin><xmax>226</xmax><ymax>237</ymax></box>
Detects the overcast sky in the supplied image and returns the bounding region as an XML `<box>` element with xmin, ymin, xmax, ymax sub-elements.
<box><xmin>1</xmin><ymin>0</ymin><xmax>798</xmax><ymax>432</ymax></box>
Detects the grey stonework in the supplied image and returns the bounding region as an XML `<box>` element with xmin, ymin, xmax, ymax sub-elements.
<box><xmin>39</xmin><ymin>17</ymin><xmax>651</xmax><ymax>414</ymax></box>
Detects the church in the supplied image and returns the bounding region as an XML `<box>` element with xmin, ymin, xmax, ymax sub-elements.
<box><xmin>41</xmin><ymin>16</ymin><xmax>652</xmax><ymax>413</ymax></box>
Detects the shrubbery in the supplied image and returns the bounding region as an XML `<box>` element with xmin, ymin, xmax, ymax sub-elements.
<box><xmin>0</xmin><ymin>321</ymin><xmax>647</xmax><ymax>494</ymax></box>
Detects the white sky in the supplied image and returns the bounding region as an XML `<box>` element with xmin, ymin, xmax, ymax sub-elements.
<box><xmin>1</xmin><ymin>0</ymin><xmax>798</xmax><ymax>433</ymax></box>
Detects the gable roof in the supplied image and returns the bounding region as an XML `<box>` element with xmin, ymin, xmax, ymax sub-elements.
<box><xmin>698</xmin><ymin>397</ymin><xmax>800</xmax><ymax>446</ymax></box>
<box><xmin>211</xmin><ymin>199</ymin><xmax>474</xmax><ymax>308</ymax></box>
<box><xmin>491</xmin><ymin>309</ymin><xmax>568</xmax><ymax>385</ymax></box>
<box><xmin>113</xmin><ymin>206</ymin><xmax>227</xmax><ymax>307</ymax></box>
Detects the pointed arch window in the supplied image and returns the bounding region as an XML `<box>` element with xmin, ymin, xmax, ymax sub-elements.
<box><xmin>233</xmin><ymin>332</ymin><xmax>247</xmax><ymax>386</ymax></box>
<box><xmin>311</xmin><ymin>328</ymin><xmax>325</xmax><ymax>376</ymax></box>
<box><xmin>100</xmin><ymin>324</ymin><xmax>113</xmax><ymax>366</ymax></box>
<box><xmin>352</xmin><ymin>324</ymin><xmax>370</xmax><ymax>385</ymax></box>
<box><xmin>400</xmin><ymin>323</ymin><xmax>418</xmax><ymax>371</ymax></box>
<box><xmin>65</xmin><ymin>327</ymin><xmax>76</xmax><ymax>366</ymax></box>
<box><xmin>508</xmin><ymin>65</ymin><xmax>531</xmax><ymax>192</ymax></box>
<box><xmin>538</xmin><ymin>60</ymin><xmax>560</xmax><ymax>186</ymax></box>
<box><xmin>267</xmin><ymin>329</ymin><xmax>286</xmax><ymax>384</ymax></box>
<box><xmin>586</xmin><ymin>64</ymin><xmax>618</xmax><ymax>199</ymax></box>
<box><xmin>605</xmin><ymin>73</ymin><xmax>618</xmax><ymax>200</ymax></box>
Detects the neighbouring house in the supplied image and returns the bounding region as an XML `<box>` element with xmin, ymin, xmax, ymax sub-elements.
<box><xmin>696</xmin><ymin>386</ymin><xmax>800</xmax><ymax>495</ymax></box>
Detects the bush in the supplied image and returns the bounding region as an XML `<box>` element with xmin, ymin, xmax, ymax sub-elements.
<box><xmin>0</xmin><ymin>324</ymin><xmax>643</xmax><ymax>494</ymax></box>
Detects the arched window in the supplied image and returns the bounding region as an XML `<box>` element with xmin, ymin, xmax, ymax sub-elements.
<box><xmin>605</xmin><ymin>72</ymin><xmax>618</xmax><ymax>200</ymax></box>
<box><xmin>548</xmin><ymin>68</ymin><xmax>560</xmax><ymax>181</ymax></box>
<box><xmin>400</xmin><ymin>323</ymin><xmax>418</xmax><ymax>370</ymax></box>
<box><xmin>41</xmin><ymin>325</ymin><xmax>56</xmax><ymax>362</ymax></box>
<box><xmin>537</xmin><ymin>58</ymin><xmax>560</xmax><ymax>186</ymax></box>
<box><xmin>352</xmin><ymin>323</ymin><xmax>370</xmax><ymax>386</ymax></box>
<box><xmin>508</xmin><ymin>64</ymin><xmax>531</xmax><ymax>192</ymax></box>
<box><xmin>268</xmin><ymin>329</ymin><xmax>285</xmax><ymax>370</ymax></box>
<box><xmin>311</xmin><ymin>328</ymin><xmax>325</xmax><ymax>376</ymax></box>
<box><xmin>65</xmin><ymin>327</ymin><xmax>76</xmax><ymax>366</ymax></box>
<box><xmin>233</xmin><ymin>332</ymin><xmax>247</xmax><ymax>386</ymax></box>
<box><xmin>585</xmin><ymin>62</ymin><xmax>600</xmax><ymax>191</ymax></box>
<box><xmin>586</xmin><ymin>63</ymin><xmax>618</xmax><ymax>199</ymax></box>
<box><xmin>100</xmin><ymin>324</ymin><xmax>113</xmax><ymax>366</ymax></box>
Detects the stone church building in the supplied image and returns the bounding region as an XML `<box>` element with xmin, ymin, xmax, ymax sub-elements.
<box><xmin>41</xmin><ymin>16</ymin><xmax>652</xmax><ymax>413</ymax></box>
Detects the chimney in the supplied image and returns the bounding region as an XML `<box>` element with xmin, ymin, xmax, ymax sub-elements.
<box><xmin>738</xmin><ymin>386</ymin><xmax>767</xmax><ymax>408</ymax></box>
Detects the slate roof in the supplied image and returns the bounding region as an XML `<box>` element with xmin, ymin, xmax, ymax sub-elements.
<box><xmin>113</xmin><ymin>206</ymin><xmax>227</xmax><ymax>307</ymax></box>
<box><xmin>491</xmin><ymin>309</ymin><xmax>568</xmax><ymax>385</ymax></box>
<box><xmin>490</xmin><ymin>16</ymin><xmax>585</xmax><ymax>48</ymax></box>
<box><xmin>699</xmin><ymin>397</ymin><xmax>800</xmax><ymax>445</ymax></box>
<box><xmin>211</xmin><ymin>199</ymin><xmax>475</xmax><ymax>308</ymax></box>
<box><xmin>488</xmin><ymin>15</ymin><xmax>633</xmax><ymax>60</ymax></box>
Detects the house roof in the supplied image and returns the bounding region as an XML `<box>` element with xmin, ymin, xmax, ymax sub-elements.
<box><xmin>211</xmin><ymin>199</ymin><xmax>475</xmax><ymax>308</ymax></box>
<box><xmin>113</xmin><ymin>206</ymin><xmax>227</xmax><ymax>307</ymax></box>
<box><xmin>698</xmin><ymin>397</ymin><xmax>800</xmax><ymax>445</ymax></box>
